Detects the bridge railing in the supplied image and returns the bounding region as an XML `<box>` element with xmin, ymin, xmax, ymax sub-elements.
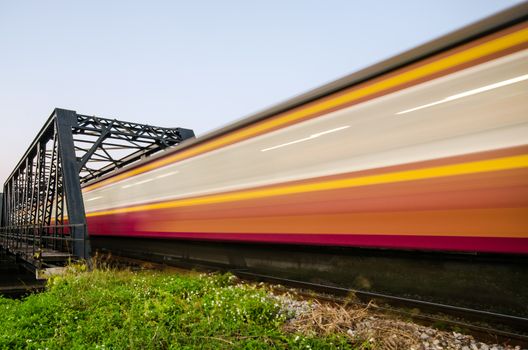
<box><xmin>0</xmin><ymin>223</ymin><xmax>87</xmax><ymax>267</ymax></box>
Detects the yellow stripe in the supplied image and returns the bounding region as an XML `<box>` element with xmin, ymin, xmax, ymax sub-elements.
<box><xmin>86</xmin><ymin>154</ymin><xmax>528</xmax><ymax>218</ymax></box>
<box><xmin>83</xmin><ymin>25</ymin><xmax>528</xmax><ymax>193</ymax></box>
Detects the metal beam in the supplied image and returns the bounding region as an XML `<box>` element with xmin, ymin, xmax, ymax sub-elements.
<box><xmin>55</xmin><ymin>109</ymin><xmax>88</xmax><ymax>258</ymax></box>
<box><xmin>1</xmin><ymin>108</ymin><xmax>194</xmax><ymax>265</ymax></box>
<box><xmin>0</xmin><ymin>193</ymin><xmax>3</xmax><ymax>228</ymax></box>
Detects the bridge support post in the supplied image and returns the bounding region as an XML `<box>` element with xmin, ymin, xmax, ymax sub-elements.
<box><xmin>55</xmin><ymin>109</ymin><xmax>89</xmax><ymax>259</ymax></box>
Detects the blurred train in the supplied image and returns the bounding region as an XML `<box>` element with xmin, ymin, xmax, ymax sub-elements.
<box><xmin>83</xmin><ymin>5</ymin><xmax>528</xmax><ymax>257</ymax></box>
<box><xmin>83</xmin><ymin>6</ymin><xmax>528</xmax><ymax>254</ymax></box>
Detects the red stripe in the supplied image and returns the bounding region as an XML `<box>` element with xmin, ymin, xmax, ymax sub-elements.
<box><xmin>88</xmin><ymin>229</ymin><xmax>528</xmax><ymax>254</ymax></box>
<box><xmin>87</xmin><ymin>212</ymin><xmax>528</xmax><ymax>254</ymax></box>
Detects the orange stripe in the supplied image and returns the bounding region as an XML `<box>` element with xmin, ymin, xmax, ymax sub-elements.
<box><xmin>131</xmin><ymin>180</ymin><xmax>528</xmax><ymax>220</ymax></box>
<box><xmin>138</xmin><ymin>207</ymin><xmax>528</xmax><ymax>238</ymax></box>
<box><xmin>85</xmin><ymin>152</ymin><xmax>528</xmax><ymax>217</ymax></box>
<box><xmin>148</xmin><ymin>151</ymin><xmax>528</xmax><ymax>218</ymax></box>
<box><xmin>119</xmin><ymin>162</ymin><xmax>528</xmax><ymax>219</ymax></box>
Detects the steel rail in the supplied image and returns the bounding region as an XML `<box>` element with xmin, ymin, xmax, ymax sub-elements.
<box><xmin>232</xmin><ymin>270</ymin><xmax>528</xmax><ymax>342</ymax></box>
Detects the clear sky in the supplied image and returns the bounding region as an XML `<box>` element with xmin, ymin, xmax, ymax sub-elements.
<box><xmin>0</xmin><ymin>0</ymin><xmax>523</xmax><ymax>184</ymax></box>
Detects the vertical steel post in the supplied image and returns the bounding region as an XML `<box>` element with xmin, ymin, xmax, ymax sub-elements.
<box><xmin>0</xmin><ymin>193</ymin><xmax>3</xmax><ymax>229</ymax></box>
<box><xmin>54</xmin><ymin>109</ymin><xmax>90</xmax><ymax>259</ymax></box>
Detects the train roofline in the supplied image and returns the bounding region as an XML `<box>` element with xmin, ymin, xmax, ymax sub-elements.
<box><xmin>82</xmin><ymin>2</ymin><xmax>528</xmax><ymax>189</ymax></box>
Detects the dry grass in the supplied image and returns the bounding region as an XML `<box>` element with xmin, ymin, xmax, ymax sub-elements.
<box><xmin>284</xmin><ymin>299</ymin><xmax>425</xmax><ymax>350</ymax></box>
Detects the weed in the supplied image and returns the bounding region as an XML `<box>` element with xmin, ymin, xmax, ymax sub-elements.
<box><xmin>0</xmin><ymin>268</ymin><xmax>359</xmax><ymax>349</ymax></box>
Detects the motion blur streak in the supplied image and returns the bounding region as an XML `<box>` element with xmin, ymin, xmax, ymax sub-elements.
<box><xmin>85</xmin><ymin>152</ymin><xmax>528</xmax><ymax>217</ymax></box>
<box><xmin>396</xmin><ymin>73</ymin><xmax>528</xmax><ymax>114</ymax></box>
<box><xmin>260</xmin><ymin>126</ymin><xmax>350</xmax><ymax>152</ymax></box>
<box><xmin>84</xmin><ymin>20</ymin><xmax>528</xmax><ymax>254</ymax></box>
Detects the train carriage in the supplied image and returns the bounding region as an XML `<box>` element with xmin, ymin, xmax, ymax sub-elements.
<box><xmin>84</xmin><ymin>6</ymin><xmax>528</xmax><ymax>255</ymax></box>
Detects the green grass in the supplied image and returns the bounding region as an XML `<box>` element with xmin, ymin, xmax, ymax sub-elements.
<box><xmin>0</xmin><ymin>267</ymin><xmax>356</xmax><ymax>349</ymax></box>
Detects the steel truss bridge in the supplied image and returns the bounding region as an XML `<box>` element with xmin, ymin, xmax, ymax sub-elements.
<box><xmin>0</xmin><ymin>108</ymin><xmax>194</xmax><ymax>270</ymax></box>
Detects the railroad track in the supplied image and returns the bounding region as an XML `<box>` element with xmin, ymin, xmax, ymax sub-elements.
<box><xmin>102</xmin><ymin>253</ymin><xmax>528</xmax><ymax>347</ymax></box>
<box><xmin>233</xmin><ymin>270</ymin><xmax>528</xmax><ymax>347</ymax></box>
